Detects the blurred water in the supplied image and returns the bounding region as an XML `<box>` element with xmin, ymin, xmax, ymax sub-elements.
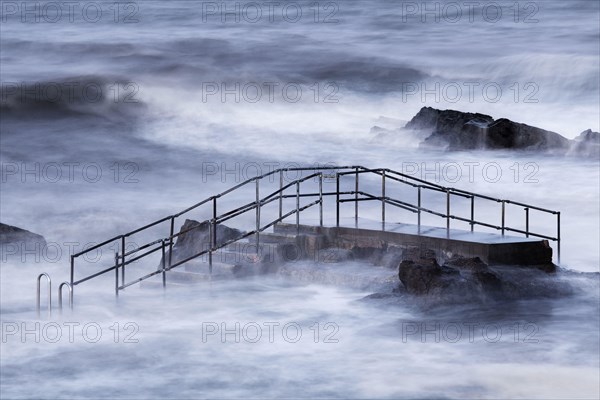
<box><xmin>1</xmin><ymin>0</ymin><xmax>599</xmax><ymax>398</ymax></box>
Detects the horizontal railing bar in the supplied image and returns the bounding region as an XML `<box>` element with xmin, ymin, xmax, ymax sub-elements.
<box><xmin>380</xmin><ymin>168</ymin><xmax>446</xmax><ymax>190</ymax></box>
<box><xmin>218</xmin><ymin>179</ymin><xmax>258</xmax><ymax>198</ymax></box>
<box><xmin>168</xmin><ymin>249</ymin><xmax>211</xmax><ymax>270</ymax></box>
<box><xmin>123</xmin><ymin>244</ymin><xmax>164</xmax><ymax>266</ymax></box>
<box><xmin>357</xmin><ymin>191</ymin><xmax>420</xmax><ymax>212</ymax></box>
<box><xmin>379</xmin><ymin>173</ymin><xmax>420</xmax><ymax>188</ymax></box>
<box><xmin>337</xmin><ymin>168</ymin><xmax>384</xmax><ymax>177</ymax></box>
<box><xmin>261</xmin><ymin>172</ymin><xmax>323</xmax><ymax>202</ymax></box>
<box><xmin>384</xmin><ymin>198</ymin><xmax>420</xmax><ymax>214</ymax></box>
<box><xmin>174</xmin><ymin>197</ymin><xmax>215</xmax><ymax>218</ymax></box>
<box><xmin>123</xmin><ymin>216</ymin><xmax>173</xmax><ymax>238</ymax></box>
<box><xmin>448</xmin><ymin>188</ymin><xmax>500</xmax><ymax>202</ymax></box>
<box><xmin>215</xmin><ymin>173</ymin><xmax>324</xmax><ymax>225</ymax></box>
<box><xmin>504</xmin><ymin>227</ymin><xmax>557</xmax><ymax>241</ymax></box>
<box><xmin>338</xmin><ymin>197</ymin><xmax>376</xmax><ymax>203</ymax></box>
<box><xmin>215</xmin><ymin>167</ymin><xmax>355</xmax><ymax>200</ymax></box>
<box><xmin>418</xmin><ymin>206</ymin><xmax>448</xmax><ymax>219</ymax></box>
<box><xmin>337</xmin><ymin>191</ymin><xmax>419</xmax><ymax>214</ymax></box>
<box><xmin>260</xmin><ymin>208</ymin><xmax>303</xmax><ymax>232</ymax></box>
<box><xmin>380</xmin><ymin>167</ymin><xmax>555</xmax><ymax>210</ymax></box>
<box><xmin>213</xmin><ymin>200</ymin><xmax>321</xmax><ymax>253</ymax></box>
<box><xmin>123</xmin><ymin>238</ymin><xmax>164</xmax><ymax>257</ymax></box>
<box><xmin>450</xmin><ymin>214</ymin><xmax>500</xmax><ymax>230</ymax></box>
<box><xmin>216</xmin><ymin>201</ymin><xmax>258</xmax><ymax>223</ymax></box>
<box><xmin>168</xmin><ymin>229</ymin><xmax>259</xmax><ymax>271</ymax></box>
<box><xmin>504</xmin><ymin>200</ymin><xmax>558</xmax><ymax>214</ymax></box>
<box><xmin>210</xmin><ymin>231</ymin><xmax>258</xmax><ymax>253</ymax></box>
<box><xmin>419</xmin><ymin>185</ymin><xmax>472</xmax><ymax>199</ymax></box>
<box><xmin>73</xmin><ymin>264</ymin><xmax>117</xmax><ymax>285</ymax></box>
<box><xmin>72</xmin><ymin>236</ymin><xmax>122</xmax><ymax>258</ymax></box>
<box><xmin>120</xmin><ymin>269</ymin><xmax>163</xmax><ymax>290</ymax></box>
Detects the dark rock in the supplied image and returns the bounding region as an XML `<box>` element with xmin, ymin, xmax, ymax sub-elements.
<box><xmin>401</xmin><ymin>246</ymin><xmax>438</xmax><ymax>262</ymax></box>
<box><xmin>485</xmin><ymin>118</ymin><xmax>570</xmax><ymax>150</ymax></box>
<box><xmin>570</xmin><ymin>129</ymin><xmax>600</xmax><ymax>157</ymax></box>
<box><xmin>443</xmin><ymin>257</ymin><xmax>503</xmax><ymax>294</ymax></box>
<box><xmin>0</xmin><ymin>223</ymin><xmax>47</xmax><ymax>263</ymax></box>
<box><xmin>397</xmin><ymin>254</ymin><xmax>570</xmax><ymax>306</ymax></box>
<box><xmin>0</xmin><ymin>223</ymin><xmax>46</xmax><ymax>245</ymax></box>
<box><xmin>170</xmin><ymin>219</ymin><xmax>243</xmax><ymax>264</ymax></box>
<box><xmin>407</xmin><ymin>106</ymin><xmax>571</xmax><ymax>151</ymax></box>
<box><xmin>577</xmin><ymin>129</ymin><xmax>600</xmax><ymax>142</ymax></box>
<box><xmin>398</xmin><ymin>258</ymin><xmax>460</xmax><ymax>296</ymax></box>
<box><xmin>443</xmin><ymin>255</ymin><xmax>488</xmax><ymax>271</ymax></box>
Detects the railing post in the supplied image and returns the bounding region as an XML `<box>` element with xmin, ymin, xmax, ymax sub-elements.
<box><xmin>354</xmin><ymin>167</ymin><xmax>359</xmax><ymax>227</ymax></box>
<box><xmin>470</xmin><ymin>196</ymin><xmax>475</xmax><ymax>232</ymax></box>
<box><xmin>209</xmin><ymin>220</ymin><xmax>214</xmax><ymax>275</ymax></box>
<box><xmin>501</xmin><ymin>200</ymin><xmax>506</xmax><ymax>236</ymax></box>
<box><xmin>121</xmin><ymin>236</ymin><xmax>126</xmax><ymax>287</ymax></box>
<box><xmin>557</xmin><ymin>212</ymin><xmax>561</xmax><ymax>264</ymax></box>
<box><xmin>296</xmin><ymin>181</ymin><xmax>300</xmax><ymax>234</ymax></box>
<box><xmin>525</xmin><ymin>207</ymin><xmax>529</xmax><ymax>237</ymax></box>
<box><xmin>417</xmin><ymin>186</ymin><xmax>422</xmax><ymax>234</ymax></box>
<box><xmin>114</xmin><ymin>252</ymin><xmax>119</xmax><ymax>297</ymax></box>
<box><xmin>168</xmin><ymin>216</ymin><xmax>175</xmax><ymax>269</ymax></box>
<box><xmin>256</xmin><ymin>178</ymin><xmax>260</xmax><ymax>249</ymax></box>
<box><xmin>381</xmin><ymin>170</ymin><xmax>386</xmax><ymax>230</ymax></box>
<box><xmin>161</xmin><ymin>240</ymin><xmax>167</xmax><ymax>288</ymax></box>
<box><xmin>70</xmin><ymin>255</ymin><xmax>75</xmax><ymax>302</ymax></box>
<box><xmin>212</xmin><ymin>197</ymin><xmax>218</xmax><ymax>268</ymax></box>
<box><xmin>58</xmin><ymin>282</ymin><xmax>73</xmax><ymax>313</ymax></box>
<box><xmin>319</xmin><ymin>173</ymin><xmax>323</xmax><ymax>227</ymax></box>
<box><xmin>446</xmin><ymin>189</ymin><xmax>451</xmax><ymax>233</ymax></box>
<box><xmin>36</xmin><ymin>273</ymin><xmax>51</xmax><ymax>319</ymax></box>
<box><xmin>279</xmin><ymin>170</ymin><xmax>283</xmax><ymax>220</ymax></box>
<box><xmin>336</xmin><ymin>173</ymin><xmax>340</xmax><ymax>227</ymax></box>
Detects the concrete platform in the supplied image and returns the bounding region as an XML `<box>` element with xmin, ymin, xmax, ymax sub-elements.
<box><xmin>273</xmin><ymin>218</ymin><xmax>553</xmax><ymax>266</ymax></box>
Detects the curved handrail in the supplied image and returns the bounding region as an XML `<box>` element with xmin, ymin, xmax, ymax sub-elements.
<box><xmin>58</xmin><ymin>282</ymin><xmax>73</xmax><ymax>311</ymax></box>
<box><xmin>36</xmin><ymin>273</ymin><xmax>51</xmax><ymax>319</ymax></box>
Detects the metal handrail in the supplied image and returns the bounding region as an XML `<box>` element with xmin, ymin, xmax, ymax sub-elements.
<box><xmin>67</xmin><ymin>165</ymin><xmax>561</xmax><ymax>304</ymax></box>
<box><xmin>36</xmin><ymin>273</ymin><xmax>51</xmax><ymax>319</ymax></box>
<box><xmin>58</xmin><ymin>282</ymin><xmax>73</xmax><ymax>312</ymax></box>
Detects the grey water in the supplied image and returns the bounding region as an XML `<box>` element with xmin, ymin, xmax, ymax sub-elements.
<box><xmin>1</xmin><ymin>1</ymin><xmax>599</xmax><ymax>398</ymax></box>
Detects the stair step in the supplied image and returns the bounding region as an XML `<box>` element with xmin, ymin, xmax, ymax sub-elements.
<box><xmin>256</xmin><ymin>232</ymin><xmax>298</xmax><ymax>244</ymax></box>
<box><xmin>168</xmin><ymin>270</ymin><xmax>214</xmax><ymax>283</ymax></box>
<box><xmin>273</xmin><ymin>224</ymin><xmax>324</xmax><ymax>236</ymax></box>
<box><xmin>184</xmin><ymin>261</ymin><xmax>238</xmax><ymax>274</ymax></box>
<box><xmin>224</xmin><ymin>240</ymin><xmax>278</xmax><ymax>253</ymax></box>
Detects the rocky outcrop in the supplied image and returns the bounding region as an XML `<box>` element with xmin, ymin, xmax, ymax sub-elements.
<box><xmin>397</xmin><ymin>254</ymin><xmax>565</xmax><ymax>306</ymax></box>
<box><xmin>570</xmin><ymin>129</ymin><xmax>600</xmax><ymax>157</ymax></box>
<box><xmin>0</xmin><ymin>223</ymin><xmax>47</xmax><ymax>263</ymax></box>
<box><xmin>170</xmin><ymin>219</ymin><xmax>244</xmax><ymax>264</ymax></box>
<box><xmin>0</xmin><ymin>223</ymin><xmax>46</xmax><ymax>245</ymax></box>
<box><xmin>406</xmin><ymin>107</ymin><xmax>571</xmax><ymax>151</ymax></box>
